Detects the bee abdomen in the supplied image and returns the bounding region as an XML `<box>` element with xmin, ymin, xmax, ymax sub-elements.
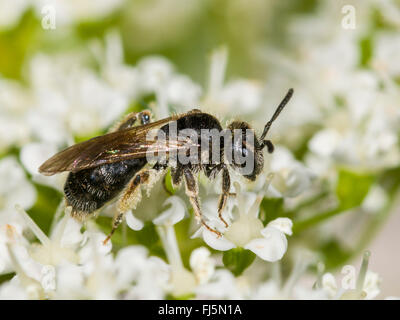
<box><xmin>64</xmin><ymin>159</ymin><xmax>147</xmax><ymax>217</ymax></box>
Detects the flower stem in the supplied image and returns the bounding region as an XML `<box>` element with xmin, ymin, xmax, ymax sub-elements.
<box><xmin>157</xmin><ymin>225</ymin><xmax>183</xmax><ymax>269</ymax></box>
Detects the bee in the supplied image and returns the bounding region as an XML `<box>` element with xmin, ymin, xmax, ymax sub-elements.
<box><xmin>39</xmin><ymin>89</ymin><xmax>293</xmax><ymax>243</ymax></box>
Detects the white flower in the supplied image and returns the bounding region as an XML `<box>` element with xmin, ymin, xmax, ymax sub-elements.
<box><xmin>152</xmin><ymin>196</ymin><xmax>187</xmax><ymax>226</ymax></box>
<box><xmin>125</xmin><ymin>210</ymin><xmax>145</xmax><ymax>231</ymax></box>
<box><xmin>195</xmin><ymin>269</ymin><xmax>243</xmax><ymax>299</ymax></box>
<box><xmin>189</xmin><ymin>247</ymin><xmax>215</xmax><ymax>285</ymax></box>
<box><xmin>27</xmin><ymin>53</ymin><xmax>128</xmax><ymax>145</ymax></box>
<box><xmin>125</xmin><ymin>195</ymin><xmax>187</xmax><ymax>231</ymax></box>
<box><xmin>362</xmin><ymin>185</ymin><xmax>388</xmax><ymax>214</ymax></box>
<box><xmin>16</xmin><ymin>206</ymin><xmax>83</xmax><ymax>267</ymax></box>
<box><xmin>194</xmin><ymin>183</ymin><xmax>292</xmax><ymax>262</ymax></box>
<box><xmin>0</xmin><ymin>0</ymin><xmax>29</xmax><ymax>29</ymax></box>
<box><xmin>123</xmin><ymin>254</ymin><xmax>170</xmax><ymax>299</ymax></box>
<box><xmin>372</xmin><ymin>32</ymin><xmax>400</xmax><ymax>77</ymax></box>
<box><xmin>165</xmin><ymin>74</ymin><xmax>202</xmax><ymax>109</ymax></box>
<box><xmin>135</xmin><ymin>56</ymin><xmax>202</xmax><ymax>116</ymax></box>
<box><xmin>137</xmin><ymin>56</ymin><xmax>175</xmax><ymax>94</ymax></box>
<box><xmin>217</xmin><ymin>79</ymin><xmax>263</xmax><ymax>114</ymax></box>
<box><xmin>91</xmin><ymin>31</ymin><xmax>140</xmax><ymax>100</ymax></box>
<box><xmin>266</xmin><ymin>146</ymin><xmax>314</xmax><ymax>198</ymax></box>
<box><xmin>307</xmin><ymin>83</ymin><xmax>400</xmax><ymax>173</ymax></box>
<box><xmin>202</xmin><ymin>47</ymin><xmax>263</xmax><ymax>116</ymax></box>
<box><xmin>321</xmin><ymin>252</ymin><xmax>381</xmax><ymax>300</ymax></box>
<box><xmin>20</xmin><ymin>142</ymin><xmax>67</xmax><ymax>191</ymax></box>
<box><xmin>0</xmin><ymin>157</ymin><xmax>36</xmax><ymax>228</ymax></box>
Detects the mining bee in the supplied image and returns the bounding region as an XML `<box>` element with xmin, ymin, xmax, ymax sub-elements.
<box><xmin>39</xmin><ymin>89</ymin><xmax>293</xmax><ymax>243</ymax></box>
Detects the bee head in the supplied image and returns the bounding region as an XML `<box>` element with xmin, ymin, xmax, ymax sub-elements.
<box><xmin>226</xmin><ymin>88</ymin><xmax>293</xmax><ymax>181</ymax></box>
<box><xmin>227</xmin><ymin>121</ymin><xmax>264</xmax><ymax>181</ymax></box>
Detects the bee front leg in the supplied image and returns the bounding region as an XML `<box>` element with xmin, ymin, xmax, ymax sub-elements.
<box><xmin>217</xmin><ymin>165</ymin><xmax>230</xmax><ymax>228</ymax></box>
<box><xmin>183</xmin><ymin>168</ymin><xmax>222</xmax><ymax>237</ymax></box>
<box><xmin>103</xmin><ymin>170</ymin><xmax>150</xmax><ymax>245</ymax></box>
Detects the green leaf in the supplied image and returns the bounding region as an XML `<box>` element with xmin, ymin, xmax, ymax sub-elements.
<box><xmin>260</xmin><ymin>197</ymin><xmax>284</xmax><ymax>226</ymax></box>
<box><xmin>378</xmin><ymin>166</ymin><xmax>400</xmax><ymax>195</ymax></box>
<box><xmin>359</xmin><ymin>36</ymin><xmax>373</xmax><ymax>68</ymax></box>
<box><xmin>318</xmin><ymin>239</ymin><xmax>352</xmax><ymax>270</ymax></box>
<box><xmin>222</xmin><ymin>247</ymin><xmax>256</xmax><ymax>277</ymax></box>
<box><xmin>0</xmin><ymin>9</ymin><xmax>40</xmax><ymax>79</ymax></box>
<box><xmin>165</xmin><ymin>293</ymin><xmax>195</xmax><ymax>300</ymax></box>
<box><xmin>0</xmin><ymin>273</ymin><xmax>15</xmax><ymax>285</ymax></box>
<box><xmin>336</xmin><ymin>169</ymin><xmax>375</xmax><ymax>210</ymax></box>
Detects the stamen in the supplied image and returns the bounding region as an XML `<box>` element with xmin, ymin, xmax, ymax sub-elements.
<box><xmin>356</xmin><ymin>250</ymin><xmax>371</xmax><ymax>293</ymax></box>
<box><xmin>15</xmin><ymin>204</ymin><xmax>50</xmax><ymax>246</ymax></box>
<box><xmin>265</xmin><ymin>173</ymin><xmax>275</xmax><ymax>192</ymax></box>
<box><xmin>52</xmin><ymin>207</ymin><xmax>72</xmax><ymax>245</ymax></box>
<box><xmin>313</xmin><ymin>262</ymin><xmax>325</xmax><ymax>289</ymax></box>
<box><xmin>49</xmin><ymin>200</ymin><xmax>66</xmax><ymax>234</ymax></box>
<box><xmin>248</xmin><ymin>195</ymin><xmax>263</xmax><ymax>218</ymax></box>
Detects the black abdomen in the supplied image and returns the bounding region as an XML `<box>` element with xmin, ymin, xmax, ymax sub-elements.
<box><xmin>64</xmin><ymin>158</ymin><xmax>147</xmax><ymax>215</ymax></box>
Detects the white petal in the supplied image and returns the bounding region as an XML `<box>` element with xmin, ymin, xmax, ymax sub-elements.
<box><xmin>195</xmin><ymin>269</ymin><xmax>242</xmax><ymax>299</ymax></box>
<box><xmin>283</xmin><ymin>165</ymin><xmax>313</xmax><ymax>197</ymax></box>
<box><xmin>152</xmin><ymin>196</ymin><xmax>186</xmax><ymax>226</ymax></box>
<box><xmin>309</xmin><ymin>129</ymin><xmax>341</xmax><ymax>157</ymax></box>
<box><xmin>58</xmin><ymin>217</ymin><xmax>84</xmax><ymax>247</ymax></box>
<box><xmin>267</xmin><ymin>218</ymin><xmax>293</xmax><ymax>236</ymax></box>
<box><xmin>20</xmin><ymin>142</ymin><xmax>58</xmax><ymax>175</ymax></box>
<box><xmin>362</xmin><ymin>185</ymin><xmax>388</xmax><ymax>213</ymax></box>
<box><xmin>245</xmin><ymin>227</ymin><xmax>287</xmax><ymax>262</ymax></box>
<box><xmin>322</xmin><ymin>273</ymin><xmax>338</xmax><ymax>298</ymax></box>
<box><xmin>197</xmin><ymin>227</ymin><xmax>235</xmax><ymax>251</ymax></box>
<box><xmin>219</xmin><ymin>79</ymin><xmax>262</xmax><ymax>114</ymax></box>
<box><xmin>189</xmin><ymin>247</ymin><xmax>215</xmax><ymax>285</ymax></box>
<box><xmin>54</xmin><ymin>264</ymin><xmax>86</xmax><ymax>299</ymax></box>
<box><xmin>363</xmin><ymin>270</ymin><xmax>381</xmax><ymax>300</ymax></box>
<box><xmin>126</xmin><ymin>210</ymin><xmax>144</xmax><ymax>231</ymax></box>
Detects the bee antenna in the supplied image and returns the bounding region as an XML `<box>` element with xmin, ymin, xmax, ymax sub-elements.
<box><xmin>259</xmin><ymin>88</ymin><xmax>293</xmax><ymax>142</ymax></box>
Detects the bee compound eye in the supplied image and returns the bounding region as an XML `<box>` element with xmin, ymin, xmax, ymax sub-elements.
<box><xmin>141</xmin><ymin>113</ymin><xmax>150</xmax><ymax>124</ymax></box>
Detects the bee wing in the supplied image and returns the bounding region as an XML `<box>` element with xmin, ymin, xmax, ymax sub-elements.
<box><xmin>39</xmin><ymin>113</ymin><xmax>197</xmax><ymax>175</ymax></box>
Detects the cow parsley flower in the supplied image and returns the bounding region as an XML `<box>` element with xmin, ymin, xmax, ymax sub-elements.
<box><xmin>0</xmin><ymin>0</ymin><xmax>29</xmax><ymax>29</ymax></box>
<box><xmin>194</xmin><ymin>183</ymin><xmax>292</xmax><ymax>262</ymax></box>
<box><xmin>321</xmin><ymin>251</ymin><xmax>381</xmax><ymax>300</ymax></box>
<box><xmin>0</xmin><ymin>157</ymin><xmax>37</xmax><ymax>228</ymax></box>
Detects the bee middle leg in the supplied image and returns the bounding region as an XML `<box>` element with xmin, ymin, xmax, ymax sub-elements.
<box><xmin>183</xmin><ymin>167</ymin><xmax>222</xmax><ymax>237</ymax></box>
<box><xmin>217</xmin><ymin>165</ymin><xmax>230</xmax><ymax>228</ymax></box>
